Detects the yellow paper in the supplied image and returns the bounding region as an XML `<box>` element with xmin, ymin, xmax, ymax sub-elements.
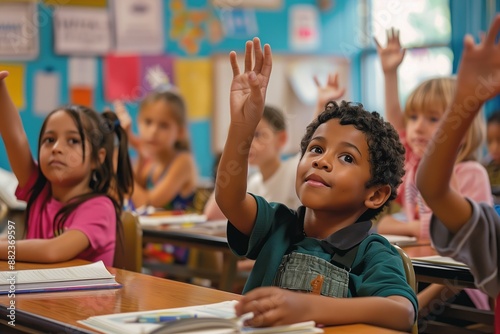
<box><xmin>0</xmin><ymin>64</ymin><xmax>24</xmax><ymax>109</ymax></box>
<box><xmin>174</xmin><ymin>59</ymin><xmax>212</xmax><ymax>120</ymax></box>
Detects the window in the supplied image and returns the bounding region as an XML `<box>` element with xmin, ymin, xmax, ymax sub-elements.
<box><xmin>361</xmin><ymin>0</ymin><xmax>452</xmax><ymax>114</ymax></box>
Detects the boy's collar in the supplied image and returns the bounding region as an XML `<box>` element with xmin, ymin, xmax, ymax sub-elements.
<box><xmin>296</xmin><ymin>206</ymin><xmax>372</xmax><ymax>251</ymax></box>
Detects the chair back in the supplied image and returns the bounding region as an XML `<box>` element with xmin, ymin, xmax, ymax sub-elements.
<box><xmin>393</xmin><ymin>245</ymin><xmax>418</xmax><ymax>334</ymax></box>
<box><xmin>113</xmin><ymin>211</ymin><xmax>143</xmax><ymax>272</ymax></box>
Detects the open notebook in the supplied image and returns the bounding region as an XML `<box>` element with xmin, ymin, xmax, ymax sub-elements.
<box><xmin>0</xmin><ymin>261</ymin><xmax>120</xmax><ymax>294</ymax></box>
<box><xmin>79</xmin><ymin>300</ymin><xmax>323</xmax><ymax>334</ymax></box>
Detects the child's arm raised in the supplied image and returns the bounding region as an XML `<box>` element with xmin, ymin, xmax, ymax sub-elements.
<box><xmin>215</xmin><ymin>38</ymin><xmax>272</xmax><ymax>236</ymax></box>
<box><xmin>416</xmin><ymin>15</ymin><xmax>500</xmax><ymax>233</ymax></box>
<box><xmin>313</xmin><ymin>72</ymin><xmax>345</xmax><ymax>117</ymax></box>
<box><xmin>113</xmin><ymin>100</ymin><xmax>141</xmax><ymax>152</ymax></box>
<box><xmin>374</xmin><ymin>28</ymin><xmax>406</xmax><ymax>132</ymax></box>
<box><xmin>0</xmin><ymin>71</ymin><xmax>36</xmax><ymax>187</ymax></box>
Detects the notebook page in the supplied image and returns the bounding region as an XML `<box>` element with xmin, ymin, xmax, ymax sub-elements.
<box><xmin>0</xmin><ymin>261</ymin><xmax>113</xmax><ymax>284</ymax></box>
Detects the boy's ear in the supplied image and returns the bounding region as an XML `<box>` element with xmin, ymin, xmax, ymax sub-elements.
<box><xmin>364</xmin><ymin>184</ymin><xmax>391</xmax><ymax>209</ymax></box>
<box><xmin>276</xmin><ymin>130</ymin><xmax>288</xmax><ymax>149</ymax></box>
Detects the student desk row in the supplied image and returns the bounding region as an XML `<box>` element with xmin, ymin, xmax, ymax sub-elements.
<box><xmin>0</xmin><ymin>260</ymin><xmax>404</xmax><ymax>334</ymax></box>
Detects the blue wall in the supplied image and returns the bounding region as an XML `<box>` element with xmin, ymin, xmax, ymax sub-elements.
<box><xmin>0</xmin><ymin>0</ymin><xmax>361</xmax><ymax>179</ymax></box>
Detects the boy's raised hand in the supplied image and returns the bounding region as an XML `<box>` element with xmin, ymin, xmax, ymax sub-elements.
<box><xmin>229</xmin><ymin>37</ymin><xmax>272</xmax><ymax>128</ymax></box>
<box><xmin>374</xmin><ymin>28</ymin><xmax>406</xmax><ymax>73</ymax></box>
<box><xmin>455</xmin><ymin>14</ymin><xmax>500</xmax><ymax>104</ymax></box>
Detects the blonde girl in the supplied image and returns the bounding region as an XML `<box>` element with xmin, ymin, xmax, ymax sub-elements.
<box><xmin>0</xmin><ymin>71</ymin><xmax>133</xmax><ymax>266</ymax></box>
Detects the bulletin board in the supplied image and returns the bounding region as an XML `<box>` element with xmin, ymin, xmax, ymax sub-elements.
<box><xmin>212</xmin><ymin>54</ymin><xmax>351</xmax><ymax>154</ymax></box>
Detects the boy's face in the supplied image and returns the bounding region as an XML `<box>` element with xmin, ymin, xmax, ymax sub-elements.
<box><xmin>405</xmin><ymin>109</ymin><xmax>443</xmax><ymax>158</ymax></box>
<box><xmin>248</xmin><ymin>119</ymin><xmax>285</xmax><ymax>167</ymax></box>
<box><xmin>295</xmin><ymin>119</ymin><xmax>373</xmax><ymax>212</ymax></box>
<box><xmin>487</xmin><ymin>122</ymin><xmax>500</xmax><ymax>163</ymax></box>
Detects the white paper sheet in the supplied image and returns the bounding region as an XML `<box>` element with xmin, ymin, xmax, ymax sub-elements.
<box><xmin>54</xmin><ymin>6</ymin><xmax>111</xmax><ymax>55</ymax></box>
<box><xmin>113</xmin><ymin>0</ymin><xmax>165</xmax><ymax>54</ymax></box>
<box><xmin>34</xmin><ymin>71</ymin><xmax>60</xmax><ymax>116</ymax></box>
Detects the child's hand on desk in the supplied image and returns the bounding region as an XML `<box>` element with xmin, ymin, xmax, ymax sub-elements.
<box><xmin>235</xmin><ymin>286</ymin><xmax>311</xmax><ymax>327</ymax></box>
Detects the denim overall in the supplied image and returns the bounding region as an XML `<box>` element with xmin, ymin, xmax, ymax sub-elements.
<box><xmin>272</xmin><ymin>220</ymin><xmax>371</xmax><ymax>297</ymax></box>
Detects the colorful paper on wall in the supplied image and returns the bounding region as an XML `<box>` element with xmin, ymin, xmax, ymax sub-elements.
<box><xmin>54</xmin><ymin>7</ymin><xmax>111</xmax><ymax>55</ymax></box>
<box><xmin>140</xmin><ymin>55</ymin><xmax>175</xmax><ymax>93</ymax></box>
<box><xmin>174</xmin><ymin>59</ymin><xmax>212</xmax><ymax>120</ymax></box>
<box><xmin>34</xmin><ymin>70</ymin><xmax>60</xmax><ymax>116</ymax></box>
<box><xmin>104</xmin><ymin>55</ymin><xmax>140</xmax><ymax>102</ymax></box>
<box><xmin>69</xmin><ymin>57</ymin><xmax>96</xmax><ymax>107</ymax></box>
<box><xmin>70</xmin><ymin>87</ymin><xmax>93</xmax><ymax>107</ymax></box>
<box><xmin>0</xmin><ymin>63</ymin><xmax>24</xmax><ymax>109</ymax></box>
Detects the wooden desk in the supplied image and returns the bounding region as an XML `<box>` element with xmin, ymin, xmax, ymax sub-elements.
<box><xmin>0</xmin><ymin>261</ymin><xmax>404</xmax><ymax>334</ymax></box>
<box><xmin>403</xmin><ymin>245</ymin><xmax>476</xmax><ymax>288</ymax></box>
<box><xmin>142</xmin><ymin>223</ymin><xmax>241</xmax><ymax>292</ymax></box>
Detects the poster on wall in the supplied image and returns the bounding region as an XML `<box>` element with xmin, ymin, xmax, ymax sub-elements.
<box><xmin>69</xmin><ymin>57</ymin><xmax>97</xmax><ymax>106</ymax></box>
<box><xmin>289</xmin><ymin>4</ymin><xmax>320</xmax><ymax>51</ymax></box>
<box><xmin>54</xmin><ymin>7</ymin><xmax>111</xmax><ymax>55</ymax></box>
<box><xmin>112</xmin><ymin>0</ymin><xmax>165</xmax><ymax>54</ymax></box>
<box><xmin>0</xmin><ymin>2</ymin><xmax>38</xmax><ymax>60</ymax></box>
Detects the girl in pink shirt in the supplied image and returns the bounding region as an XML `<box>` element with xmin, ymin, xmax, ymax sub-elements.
<box><xmin>0</xmin><ymin>71</ymin><xmax>133</xmax><ymax>266</ymax></box>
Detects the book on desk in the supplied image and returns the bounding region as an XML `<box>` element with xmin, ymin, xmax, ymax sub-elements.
<box><xmin>0</xmin><ymin>261</ymin><xmax>121</xmax><ymax>294</ymax></box>
<box><xmin>79</xmin><ymin>300</ymin><xmax>323</xmax><ymax>334</ymax></box>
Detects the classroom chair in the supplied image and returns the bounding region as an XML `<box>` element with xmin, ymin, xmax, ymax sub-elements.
<box><xmin>113</xmin><ymin>211</ymin><xmax>143</xmax><ymax>272</ymax></box>
<box><xmin>393</xmin><ymin>245</ymin><xmax>418</xmax><ymax>334</ymax></box>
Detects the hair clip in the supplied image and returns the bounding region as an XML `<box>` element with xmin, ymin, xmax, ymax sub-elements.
<box><xmin>113</xmin><ymin>119</ymin><xmax>121</xmax><ymax>130</ymax></box>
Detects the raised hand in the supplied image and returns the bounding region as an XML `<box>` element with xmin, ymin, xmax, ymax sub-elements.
<box><xmin>455</xmin><ymin>14</ymin><xmax>500</xmax><ymax>104</ymax></box>
<box><xmin>0</xmin><ymin>71</ymin><xmax>7</xmax><ymax>81</ymax></box>
<box><xmin>113</xmin><ymin>100</ymin><xmax>132</xmax><ymax>134</ymax></box>
<box><xmin>314</xmin><ymin>72</ymin><xmax>346</xmax><ymax>111</ymax></box>
<box><xmin>229</xmin><ymin>37</ymin><xmax>272</xmax><ymax>128</ymax></box>
<box><xmin>374</xmin><ymin>28</ymin><xmax>406</xmax><ymax>73</ymax></box>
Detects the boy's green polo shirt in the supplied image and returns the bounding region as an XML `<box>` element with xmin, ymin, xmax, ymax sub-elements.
<box><xmin>227</xmin><ymin>194</ymin><xmax>418</xmax><ymax>318</ymax></box>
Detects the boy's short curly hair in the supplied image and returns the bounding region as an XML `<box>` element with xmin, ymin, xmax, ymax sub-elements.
<box><xmin>300</xmin><ymin>100</ymin><xmax>405</xmax><ymax>221</ymax></box>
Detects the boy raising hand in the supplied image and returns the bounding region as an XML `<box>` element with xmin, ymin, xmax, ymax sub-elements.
<box><xmin>216</xmin><ymin>38</ymin><xmax>417</xmax><ymax>331</ymax></box>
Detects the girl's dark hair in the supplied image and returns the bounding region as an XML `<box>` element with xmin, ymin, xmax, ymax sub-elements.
<box><xmin>300</xmin><ymin>100</ymin><xmax>406</xmax><ymax>221</ymax></box>
<box><xmin>24</xmin><ymin>106</ymin><xmax>134</xmax><ymax>242</ymax></box>
<box><xmin>139</xmin><ymin>91</ymin><xmax>190</xmax><ymax>151</ymax></box>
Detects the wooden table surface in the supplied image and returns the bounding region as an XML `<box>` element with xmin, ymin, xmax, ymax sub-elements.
<box><xmin>0</xmin><ymin>260</ymin><xmax>406</xmax><ymax>334</ymax></box>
